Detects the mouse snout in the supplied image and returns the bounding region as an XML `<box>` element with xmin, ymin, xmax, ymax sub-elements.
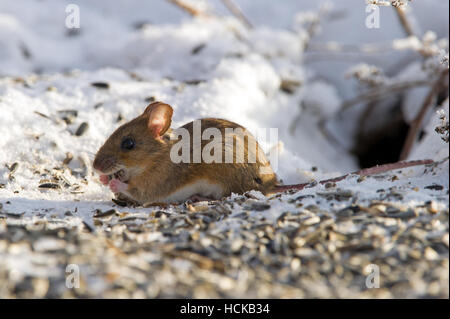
<box><xmin>93</xmin><ymin>155</ymin><xmax>116</xmax><ymax>173</ymax></box>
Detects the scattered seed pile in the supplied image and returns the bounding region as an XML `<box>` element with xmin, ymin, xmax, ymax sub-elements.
<box><xmin>1</xmin><ymin>162</ymin><xmax>448</xmax><ymax>298</ymax></box>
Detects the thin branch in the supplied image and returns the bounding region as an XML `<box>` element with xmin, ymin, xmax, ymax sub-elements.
<box><xmin>307</xmin><ymin>41</ymin><xmax>395</xmax><ymax>54</ymax></box>
<box><xmin>339</xmin><ymin>79</ymin><xmax>431</xmax><ymax>112</ymax></box>
<box><xmin>357</xmin><ymin>100</ymin><xmax>377</xmax><ymax>137</ymax></box>
<box><xmin>399</xmin><ymin>68</ymin><xmax>449</xmax><ymax>160</ymax></box>
<box><xmin>273</xmin><ymin>159</ymin><xmax>434</xmax><ymax>192</ymax></box>
<box><xmin>166</xmin><ymin>0</ymin><xmax>209</xmax><ymax>17</ymax></box>
<box><xmin>303</xmin><ymin>54</ymin><xmax>389</xmax><ymax>66</ymax></box>
<box><xmin>394</xmin><ymin>6</ymin><xmax>415</xmax><ymax>37</ymax></box>
<box><xmin>220</xmin><ymin>0</ymin><xmax>252</xmax><ymax>28</ymax></box>
<box><xmin>302</xmin><ymin>5</ymin><xmax>331</xmax><ymax>51</ymax></box>
<box><xmin>317</xmin><ymin>117</ymin><xmax>349</xmax><ymax>151</ymax></box>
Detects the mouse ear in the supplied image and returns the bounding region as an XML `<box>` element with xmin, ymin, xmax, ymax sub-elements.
<box><xmin>143</xmin><ymin>102</ymin><xmax>173</xmax><ymax>138</ymax></box>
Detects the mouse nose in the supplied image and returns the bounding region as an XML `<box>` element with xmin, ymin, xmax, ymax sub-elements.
<box><xmin>93</xmin><ymin>155</ymin><xmax>115</xmax><ymax>172</ymax></box>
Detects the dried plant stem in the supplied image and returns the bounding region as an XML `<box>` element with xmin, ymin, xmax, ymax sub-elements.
<box><xmin>220</xmin><ymin>0</ymin><xmax>252</xmax><ymax>28</ymax></box>
<box><xmin>273</xmin><ymin>159</ymin><xmax>433</xmax><ymax>192</ymax></box>
<box><xmin>166</xmin><ymin>0</ymin><xmax>209</xmax><ymax>17</ymax></box>
<box><xmin>302</xmin><ymin>5</ymin><xmax>331</xmax><ymax>51</ymax></box>
<box><xmin>394</xmin><ymin>6</ymin><xmax>415</xmax><ymax>37</ymax></box>
<box><xmin>307</xmin><ymin>41</ymin><xmax>394</xmax><ymax>54</ymax></box>
<box><xmin>357</xmin><ymin>100</ymin><xmax>377</xmax><ymax>136</ymax></box>
<box><xmin>399</xmin><ymin>69</ymin><xmax>449</xmax><ymax>160</ymax></box>
<box><xmin>340</xmin><ymin>79</ymin><xmax>431</xmax><ymax>111</ymax></box>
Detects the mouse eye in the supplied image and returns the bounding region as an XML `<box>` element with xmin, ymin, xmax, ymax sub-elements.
<box><xmin>121</xmin><ymin>137</ymin><xmax>135</xmax><ymax>150</ymax></box>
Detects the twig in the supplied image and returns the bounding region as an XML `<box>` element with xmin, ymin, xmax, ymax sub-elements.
<box><xmin>399</xmin><ymin>68</ymin><xmax>449</xmax><ymax>160</ymax></box>
<box><xmin>394</xmin><ymin>6</ymin><xmax>415</xmax><ymax>37</ymax></box>
<box><xmin>273</xmin><ymin>159</ymin><xmax>434</xmax><ymax>192</ymax></box>
<box><xmin>357</xmin><ymin>100</ymin><xmax>377</xmax><ymax>137</ymax></box>
<box><xmin>393</xmin><ymin>4</ymin><xmax>437</xmax><ymax>60</ymax></box>
<box><xmin>220</xmin><ymin>0</ymin><xmax>252</xmax><ymax>28</ymax></box>
<box><xmin>307</xmin><ymin>41</ymin><xmax>395</xmax><ymax>54</ymax></box>
<box><xmin>166</xmin><ymin>0</ymin><xmax>209</xmax><ymax>17</ymax></box>
<box><xmin>355</xmin><ymin>158</ymin><xmax>433</xmax><ymax>176</ymax></box>
<box><xmin>302</xmin><ymin>4</ymin><xmax>331</xmax><ymax>51</ymax></box>
<box><xmin>317</xmin><ymin>117</ymin><xmax>349</xmax><ymax>151</ymax></box>
<box><xmin>303</xmin><ymin>54</ymin><xmax>390</xmax><ymax>66</ymax></box>
<box><xmin>340</xmin><ymin>79</ymin><xmax>431</xmax><ymax>111</ymax></box>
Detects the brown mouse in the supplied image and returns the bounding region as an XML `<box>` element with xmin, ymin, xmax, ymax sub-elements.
<box><xmin>93</xmin><ymin>101</ymin><xmax>278</xmax><ymax>205</ymax></box>
<box><xmin>93</xmin><ymin>101</ymin><xmax>434</xmax><ymax>205</ymax></box>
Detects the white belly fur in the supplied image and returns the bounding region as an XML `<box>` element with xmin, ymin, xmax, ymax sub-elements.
<box><xmin>161</xmin><ymin>179</ymin><xmax>224</xmax><ymax>203</ymax></box>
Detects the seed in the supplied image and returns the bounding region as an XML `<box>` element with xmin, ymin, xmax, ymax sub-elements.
<box><xmin>38</xmin><ymin>183</ymin><xmax>60</xmax><ymax>189</ymax></box>
<box><xmin>424</xmin><ymin>247</ymin><xmax>439</xmax><ymax>260</ymax></box>
<box><xmin>91</xmin><ymin>82</ymin><xmax>109</xmax><ymax>89</ymax></box>
<box><xmin>112</xmin><ymin>198</ymin><xmax>130</xmax><ymax>207</ymax></box>
<box><xmin>425</xmin><ymin>184</ymin><xmax>444</xmax><ymax>191</ymax></box>
<box><xmin>32</xmin><ymin>278</ymin><xmax>49</xmax><ymax>298</ymax></box>
<box><xmin>7</xmin><ymin>162</ymin><xmax>19</xmax><ymax>173</ymax></box>
<box><xmin>357</xmin><ymin>176</ymin><xmax>366</xmax><ymax>183</ymax></box>
<box><xmin>154</xmin><ymin>211</ymin><xmax>167</xmax><ymax>218</ymax></box>
<box><xmin>75</xmin><ymin>122</ymin><xmax>89</xmax><ymax>136</ymax></box>
<box><xmin>280</xmin><ymin>79</ymin><xmax>301</xmax><ymax>94</ymax></box>
<box><xmin>290</xmin><ymin>258</ymin><xmax>301</xmax><ymax>271</ymax></box>
<box><xmin>303</xmin><ymin>216</ymin><xmax>320</xmax><ymax>226</ymax></box>
<box><xmin>82</xmin><ymin>221</ymin><xmax>95</xmax><ymax>233</ymax></box>
<box><xmin>443</xmin><ymin>234</ymin><xmax>449</xmax><ymax>247</ymax></box>
<box><xmin>94</xmin><ymin>209</ymin><xmax>118</xmax><ymax>218</ymax></box>
<box><xmin>62</xmin><ymin>152</ymin><xmax>73</xmax><ymax>165</ymax></box>
<box><xmin>245</xmin><ymin>202</ymin><xmax>271</xmax><ymax>211</ymax></box>
<box><xmin>370</xmin><ymin>204</ymin><xmax>387</xmax><ymax>213</ymax></box>
<box><xmin>185</xmin><ymin>79</ymin><xmax>205</xmax><ymax>85</ymax></box>
<box><xmin>34</xmin><ymin>111</ymin><xmax>51</xmax><ymax>120</ymax></box>
<box><xmin>387</xmin><ymin>210</ymin><xmax>417</xmax><ymax>220</ymax></box>
<box><xmin>57</xmin><ymin>110</ymin><xmax>78</xmax><ymax>124</ymax></box>
<box><xmin>191</xmin><ymin>43</ymin><xmax>206</xmax><ymax>55</ymax></box>
<box><xmin>325</xmin><ymin>182</ymin><xmax>336</xmax><ymax>189</ymax></box>
<box><xmin>426</xmin><ymin>201</ymin><xmax>439</xmax><ymax>214</ymax></box>
<box><xmin>336</xmin><ymin>208</ymin><xmax>353</xmax><ymax>218</ymax></box>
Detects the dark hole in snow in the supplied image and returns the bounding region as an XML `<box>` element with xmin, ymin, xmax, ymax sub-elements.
<box><xmin>352</xmin><ymin>101</ymin><xmax>409</xmax><ymax>169</ymax></box>
<box><xmin>437</xmin><ymin>90</ymin><xmax>449</xmax><ymax>107</ymax></box>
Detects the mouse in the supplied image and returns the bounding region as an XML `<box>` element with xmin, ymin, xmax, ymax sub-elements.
<box><xmin>93</xmin><ymin>101</ymin><xmax>434</xmax><ymax>206</ymax></box>
<box><xmin>93</xmin><ymin>101</ymin><xmax>278</xmax><ymax>205</ymax></box>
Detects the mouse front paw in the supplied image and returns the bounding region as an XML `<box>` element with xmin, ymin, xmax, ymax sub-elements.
<box><xmin>99</xmin><ymin>174</ymin><xmax>110</xmax><ymax>185</ymax></box>
<box><xmin>109</xmin><ymin>179</ymin><xmax>128</xmax><ymax>193</ymax></box>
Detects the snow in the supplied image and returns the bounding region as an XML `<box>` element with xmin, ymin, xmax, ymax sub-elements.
<box><xmin>0</xmin><ymin>0</ymin><xmax>448</xmax><ymax>226</ymax></box>
<box><xmin>409</xmin><ymin>100</ymin><xmax>449</xmax><ymax>161</ymax></box>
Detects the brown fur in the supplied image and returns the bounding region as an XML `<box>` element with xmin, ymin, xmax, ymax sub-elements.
<box><xmin>93</xmin><ymin>102</ymin><xmax>278</xmax><ymax>204</ymax></box>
